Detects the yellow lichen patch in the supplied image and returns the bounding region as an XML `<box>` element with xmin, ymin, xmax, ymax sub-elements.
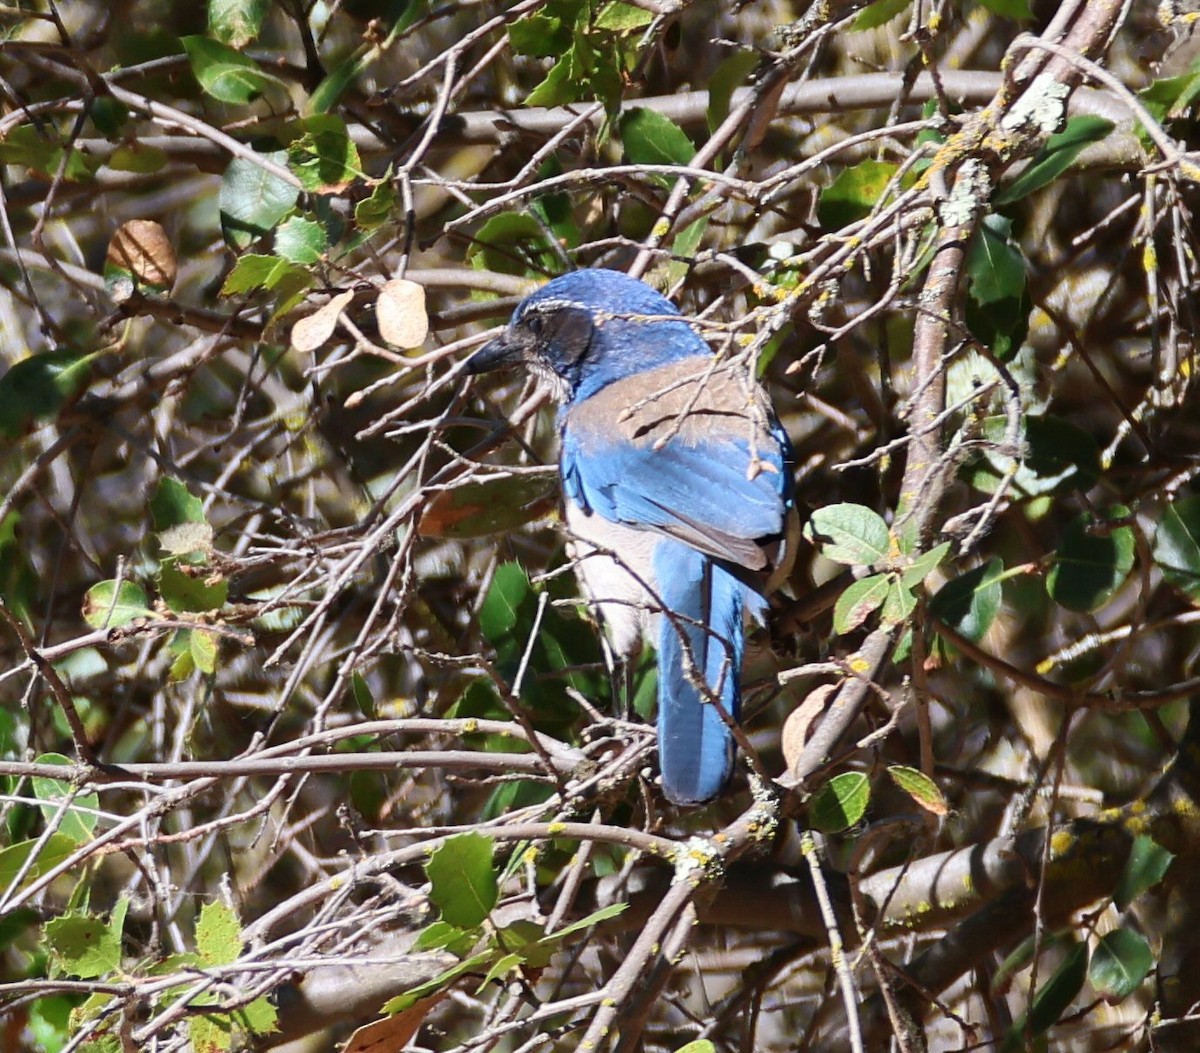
<box><xmin>1050</xmin><ymin>829</ymin><xmax>1075</xmax><ymax>856</ymax></box>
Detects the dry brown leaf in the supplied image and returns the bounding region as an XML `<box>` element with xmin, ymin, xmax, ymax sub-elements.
<box><xmin>106</xmin><ymin>219</ymin><xmax>177</xmax><ymax>289</ymax></box>
<box><xmin>376</xmin><ymin>278</ymin><xmax>428</xmax><ymax>349</ymax></box>
<box><xmin>341</xmin><ymin>994</ymin><xmax>444</xmax><ymax>1053</ymax></box>
<box><xmin>780</xmin><ymin>683</ymin><xmax>838</xmax><ymax>774</ymax></box>
<box><xmin>291</xmin><ymin>290</ymin><xmax>355</xmax><ymax>353</ymax></box>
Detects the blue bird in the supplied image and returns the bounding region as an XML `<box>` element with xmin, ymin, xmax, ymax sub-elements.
<box><xmin>466</xmin><ymin>269</ymin><xmax>795</xmax><ymax>805</ymax></box>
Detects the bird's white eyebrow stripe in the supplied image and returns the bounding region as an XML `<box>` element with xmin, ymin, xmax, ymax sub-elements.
<box><xmin>520</xmin><ymin>297</ymin><xmax>584</xmax><ymax>317</ymax></box>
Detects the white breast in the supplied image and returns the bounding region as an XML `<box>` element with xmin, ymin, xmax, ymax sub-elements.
<box><xmin>564</xmin><ymin>500</ymin><xmax>660</xmax><ymax>657</ymax></box>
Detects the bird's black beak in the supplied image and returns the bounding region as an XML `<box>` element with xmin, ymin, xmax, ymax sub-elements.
<box><xmin>465</xmin><ymin>330</ymin><xmax>528</xmax><ymax>374</ymax></box>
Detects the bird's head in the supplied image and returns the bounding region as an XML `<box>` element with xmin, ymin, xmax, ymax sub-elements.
<box><xmin>465</xmin><ymin>269</ymin><xmax>711</xmax><ymax>402</ymax></box>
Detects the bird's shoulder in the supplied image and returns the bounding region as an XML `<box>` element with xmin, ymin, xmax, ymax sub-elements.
<box><xmin>564</xmin><ymin>356</ymin><xmax>775</xmax><ymax>449</ymax></box>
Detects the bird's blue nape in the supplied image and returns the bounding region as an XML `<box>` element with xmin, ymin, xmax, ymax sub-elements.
<box><xmin>466</xmin><ymin>268</ymin><xmax>795</xmax><ymax>806</ymax></box>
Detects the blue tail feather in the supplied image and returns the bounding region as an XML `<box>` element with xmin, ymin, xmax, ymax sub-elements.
<box><xmin>653</xmin><ymin>541</ymin><xmax>749</xmax><ymax>804</ymax></box>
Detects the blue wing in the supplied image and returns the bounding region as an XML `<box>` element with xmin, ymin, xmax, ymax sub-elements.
<box><xmin>560</xmin><ymin>358</ymin><xmax>792</xmax><ymax>573</ymax></box>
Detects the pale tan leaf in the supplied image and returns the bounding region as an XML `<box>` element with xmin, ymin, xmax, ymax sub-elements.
<box><xmin>377</xmin><ymin>278</ymin><xmax>428</xmax><ymax>349</ymax></box>
<box><xmin>106</xmin><ymin>219</ymin><xmax>177</xmax><ymax>289</ymax></box>
<box><xmin>291</xmin><ymin>290</ymin><xmax>354</xmax><ymax>353</ymax></box>
<box><xmin>157</xmin><ymin>521</ymin><xmax>214</xmax><ymax>556</ymax></box>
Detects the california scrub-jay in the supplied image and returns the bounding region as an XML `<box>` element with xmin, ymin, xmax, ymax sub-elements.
<box><xmin>466</xmin><ymin>269</ymin><xmax>794</xmax><ymax>805</ymax></box>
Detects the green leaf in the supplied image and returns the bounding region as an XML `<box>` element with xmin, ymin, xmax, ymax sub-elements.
<box><xmin>221</xmin><ymin>254</ymin><xmax>312</xmax><ymax>314</ymax></box>
<box><xmin>881</xmin><ymin>578</ymin><xmax>918</xmax><ymax>625</ymax></box>
<box><xmin>495</xmin><ymin>918</ymin><xmax>555</xmax><ymax>968</ymax></box>
<box><xmin>190</xmin><ymin>628</ymin><xmax>219</xmax><ymax>674</ymax></box>
<box><xmin>541</xmin><ymin>902</ymin><xmax>628</xmax><ymax>940</ymax></box>
<box><xmin>189</xmin><ymin>1012</ymin><xmax>233</xmax><ymax>1053</ymax></box>
<box><xmin>196</xmin><ymin>901</ymin><xmax>243</xmax><ymax>965</ymax></box>
<box><xmin>109</xmin><ymin>896</ymin><xmax>129</xmax><ymax>948</ymax></box>
<box><xmin>0</xmin><ymin>125</ymin><xmax>99</xmax><ymax>182</ymax></box>
<box><xmin>619</xmin><ymin>107</ymin><xmax>696</xmax><ymax>171</ymax></box>
<box><xmin>0</xmin><ymin>348</ymin><xmax>101</xmax><ymax>440</ymax></box>
<box><xmin>929</xmin><ymin>558</ymin><xmax>1004</xmax><ymax>642</ymax></box>
<box><xmin>150</xmin><ymin>477</ymin><xmax>205</xmax><ymax>531</ymax></box>
<box><xmin>81</xmin><ymin>580</ymin><xmax>153</xmax><ymax>629</ymax></box>
<box><xmin>595</xmin><ymin>1</ymin><xmax>654</xmax><ymax>29</ymax></box>
<box><xmin>285</xmin><ymin>114</ymin><xmax>364</xmax><ymax>192</ymax></box>
<box><xmin>995</xmin><ymin>115</ymin><xmax>1115</xmax><ymax>204</ymax></box>
<box><xmin>235</xmin><ymin>995</ymin><xmax>279</xmax><ymax>1037</ymax></box>
<box><xmin>108</xmin><ymin>143</ymin><xmax>169</xmax><ymax>174</ymax></box>
<box><xmin>91</xmin><ymin>96</ymin><xmax>129</xmax><ymax>137</ymax></box>
<box><xmin>208</xmin><ymin>0</ymin><xmax>269</xmax><ymax>47</ymax></box>
<box><xmin>417</xmin><ymin>472</ymin><xmax>558</xmax><ymax>539</ymax></box>
<box><xmin>181</xmin><ymin>36</ymin><xmax>279</xmax><ymax>105</ymax></box>
<box><xmin>965</xmin><ymin>286</ymin><xmax>1031</xmax><ymax>360</ymax></box>
<box><xmin>899</xmin><ymin>541</ymin><xmax>951</xmax><ymax>588</ymax></box>
<box><xmin>706</xmin><ymin>50</ymin><xmax>758</xmax><ymax>135</ymax></box>
<box><xmin>1003</xmin><ymin>938</ymin><xmax>1088</xmax><ymax>1049</ymax></box>
<box><xmin>1047</xmin><ymin>505</ymin><xmax>1134</xmax><ymax>612</ymax></box>
<box><xmin>978</xmin><ymin>0</ymin><xmax>1033</xmax><ymax>19</ymax></box>
<box><xmin>1153</xmin><ymin>496</ymin><xmax>1200</xmax><ymax>603</ymax></box>
<box><xmin>476</xmin><ymin>951</ymin><xmax>523</xmax><ymax>990</ymax></box>
<box><xmin>355</xmin><ymin>178</ymin><xmax>397</xmax><ymax>231</ymax></box>
<box><xmin>818</xmin><ymin>160</ymin><xmax>899</xmax><ymax>230</ymax></box>
<box><xmin>274</xmin><ymin>215</ymin><xmax>327</xmax><ymax>265</ymax></box>
<box><xmin>479</xmin><ymin>562</ymin><xmax>532</xmax><ymax>642</ymax></box>
<box><xmin>1089</xmin><ymin>928</ymin><xmax>1152</xmax><ymax>1003</ymax></box>
<box><xmin>158</xmin><ymin>558</ymin><xmax>228</xmax><ymax>614</ymax></box>
<box><xmin>413</xmin><ymin>920</ymin><xmax>478</xmax><ymax>956</ymax></box>
<box><xmin>308</xmin><ymin>46</ymin><xmax>373</xmax><ymax>115</ymax></box>
<box><xmin>808</xmin><ymin>771</ymin><xmax>870</xmax><ymax>833</ymax></box>
<box><xmin>804</xmin><ymin>503</ymin><xmax>891</xmax><ymax>567</ymax></box>
<box><xmin>667</xmin><ymin>217</ymin><xmax>707</xmax><ymax>286</ymax></box>
<box><xmin>32</xmin><ymin>753</ymin><xmax>99</xmax><ymax>844</ymax></box>
<box><xmin>833</xmin><ymin>574</ymin><xmax>890</xmax><ymax>634</ymax></box>
<box><xmin>887</xmin><ymin>765</ymin><xmax>948</xmax><ymax>815</ymax></box>
<box><xmin>351</xmin><ymin>672</ymin><xmax>376</xmax><ymax>720</ymax></box>
<box><xmin>467</xmin><ymin>212</ymin><xmax>559</xmax><ymax>278</ymax></box>
<box><xmin>853</xmin><ymin>0</ymin><xmax>910</xmax><ymax>29</ymax></box>
<box><xmin>508</xmin><ymin>12</ymin><xmax>570</xmax><ymax>57</ymax></box>
<box><xmin>524</xmin><ymin>53</ymin><xmax>579</xmax><ymax>107</ymax></box>
<box><xmin>0</xmin><ymin>834</ymin><xmax>77</xmax><ymax>893</ymax></box>
<box><xmin>673</xmin><ymin>1042</ymin><xmax>717</xmax><ymax>1053</ymax></box>
<box><xmin>382</xmin><ymin>950</ymin><xmax>495</xmax><ymax>1013</ymax></box>
<box><xmin>44</xmin><ymin>914</ymin><xmax>122</xmax><ymax>978</ymax></box>
<box><xmin>218</xmin><ymin>153</ymin><xmax>300</xmax><ymax>250</ymax></box>
<box><xmin>1114</xmin><ymin>834</ymin><xmax>1173</xmax><ymax>911</ymax></box>
<box><xmin>1140</xmin><ymin>64</ymin><xmax>1200</xmax><ymax>125</ymax></box>
<box><xmin>967</xmin><ymin>415</ymin><xmax>1100</xmax><ymax>499</ymax></box>
<box><xmin>0</xmin><ymin>511</ymin><xmax>38</xmax><ymax>625</ymax></box>
<box><xmin>967</xmin><ymin>214</ymin><xmax>1026</xmax><ymax>306</ymax></box>
<box><xmin>28</xmin><ymin>994</ymin><xmax>74</xmax><ymax>1052</ymax></box>
<box><xmin>426</xmin><ymin>833</ymin><xmax>498</xmax><ymax>929</ymax></box>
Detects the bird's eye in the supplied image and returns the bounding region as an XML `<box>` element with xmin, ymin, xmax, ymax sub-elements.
<box><xmin>526</xmin><ymin>313</ymin><xmax>543</xmax><ymax>337</ymax></box>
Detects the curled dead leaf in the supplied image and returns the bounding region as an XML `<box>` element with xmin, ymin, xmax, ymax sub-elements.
<box><xmin>780</xmin><ymin>683</ymin><xmax>838</xmax><ymax>774</ymax></box>
<box><xmin>377</xmin><ymin>278</ymin><xmax>428</xmax><ymax>349</ymax></box>
<box><xmin>290</xmin><ymin>290</ymin><xmax>355</xmax><ymax>353</ymax></box>
<box><xmin>106</xmin><ymin>219</ymin><xmax>177</xmax><ymax>290</ymax></box>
